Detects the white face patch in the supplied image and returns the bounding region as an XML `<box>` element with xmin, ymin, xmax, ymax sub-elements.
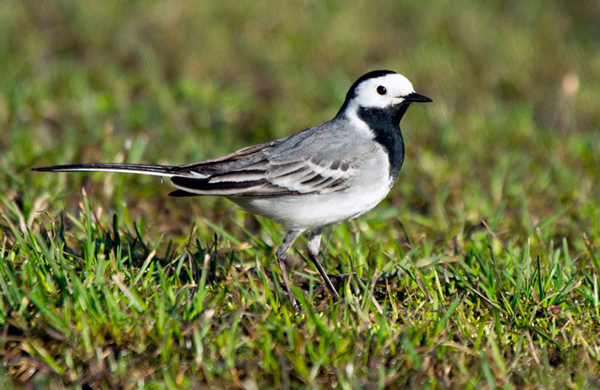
<box><xmin>350</xmin><ymin>73</ymin><xmax>415</xmax><ymax>109</ymax></box>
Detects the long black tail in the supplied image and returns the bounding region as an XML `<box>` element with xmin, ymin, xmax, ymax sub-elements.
<box><xmin>33</xmin><ymin>163</ymin><xmax>179</xmax><ymax>177</ymax></box>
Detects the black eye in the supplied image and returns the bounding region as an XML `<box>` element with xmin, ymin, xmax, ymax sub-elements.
<box><xmin>376</xmin><ymin>86</ymin><xmax>387</xmax><ymax>95</ymax></box>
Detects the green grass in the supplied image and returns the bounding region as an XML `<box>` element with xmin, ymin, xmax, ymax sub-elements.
<box><xmin>1</xmin><ymin>1</ymin><xmax>600</xmax><ymax>388</ymax></box>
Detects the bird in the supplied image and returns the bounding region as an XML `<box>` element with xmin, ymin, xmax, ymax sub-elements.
<box><xmin>34</xmin><ymin>70</ymin><xmax>432</xmax><ymax>310</ymax></box>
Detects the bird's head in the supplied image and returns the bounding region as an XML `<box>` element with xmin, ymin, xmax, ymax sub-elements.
<box><xmin>338</xmin><ymin>70</ymin><xmax>432</xmax><ymax>118</ymax></box>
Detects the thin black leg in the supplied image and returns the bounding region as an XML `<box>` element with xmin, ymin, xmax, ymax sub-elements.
<box><xmin>275</xmin><ymin>230</ymin><xmax>302</xmax><ymax>311</ymax></box>
<box><xmin>307</xmin><ymin>229</ymin><xmax>340</xmax><ymax>301</ymax></box>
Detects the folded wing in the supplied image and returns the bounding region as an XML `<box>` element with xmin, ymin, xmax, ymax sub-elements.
<box><xmin>170</xmin><ymin>154</ymin><xmax>354</xmax><ymax>198</ymax></box>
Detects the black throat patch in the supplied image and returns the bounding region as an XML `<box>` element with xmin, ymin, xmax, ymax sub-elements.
<box><xmin>356</xmin><ymin>103</ymin><xmax>410</xmax><ymax>182</ymax></box>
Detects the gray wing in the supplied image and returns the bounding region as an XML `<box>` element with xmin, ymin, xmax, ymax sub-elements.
<box><xmin>35</xmin><ymin>119</ymin><xmax>372</xmax><ymax>198</ymax></box>
<box><xmin>170</xmin><ymin>122</ymin><xmax>370</xmax><ymax>198</ymax></box>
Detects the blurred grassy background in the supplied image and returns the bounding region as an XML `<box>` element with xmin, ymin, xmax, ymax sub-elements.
<box><xmin>2</xmin><ymin>0</ymin><xmax>600</xmax><ymax>237</ymax></box>
<box><xmin>1</xmin><ymin>0</ymin><xmax>600</xmax><ymax>388</ymax></box>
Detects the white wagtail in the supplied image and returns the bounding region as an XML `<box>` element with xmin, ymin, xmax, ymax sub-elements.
<box><xmin>34</xmin><ymin>70</ymin><xmax>432</xmax><ymax>310</ymax></box>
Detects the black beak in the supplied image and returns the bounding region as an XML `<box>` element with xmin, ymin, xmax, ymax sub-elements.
<box><xmin>403</xmin><ymin>92</ymin><xmax>433</xmax><ymax>103</ymax></box>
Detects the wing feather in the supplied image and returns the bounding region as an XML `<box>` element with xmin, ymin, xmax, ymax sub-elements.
<box><xmin>170</xmin><ymin>155</ymin><xmax>355</xmax><ymax>197</ymax></box>
<box><xmin>168</xmin><ymin>129</ymin><xmax>360</xmax><ymax>197</ymax></box>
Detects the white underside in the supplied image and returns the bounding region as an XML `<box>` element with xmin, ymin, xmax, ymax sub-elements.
<box><xmin>231</xmin><ymin>187</ymin><xmax>389</xmax><ymax>231</ymax></box>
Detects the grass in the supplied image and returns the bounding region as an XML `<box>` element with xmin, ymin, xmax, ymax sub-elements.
<box><xmin>1</xmin><ymin>0</ymin><xmax>600</xmax><ymax>388</ymax></box>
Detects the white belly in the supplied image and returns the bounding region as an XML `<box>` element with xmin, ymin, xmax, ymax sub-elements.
<box><xmin>231</xmin><ymin>175</ymin><xmax>392</xmax><ymax>231</ymax></box>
